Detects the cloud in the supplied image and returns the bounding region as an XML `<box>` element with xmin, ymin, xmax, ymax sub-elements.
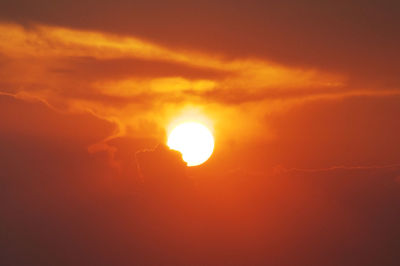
<box><xmin>0</xmin><ymin>93</ymin><xmax>115</xmax><ymax>144</ymax></box>
<box><xmin>1</xmin><ymin>0</ymin><xmax>400</xmax><ymax>88</ymax></box>
<box><xmin>0</xmin><ymin>22</ymin><xmax>348</xmax><ymax>145</ymax></box>
<box><xmin>5</xmin><ymin>20</ymin><xmax>397</xmax><ymax>153</ymax></box>
<box><xmin>1</xmin><ymin>95</ymin><xmax>399</xmax><ymax>265</ymax></box>
<box><xmin>0</xmin><ymin>22</ymin><xmax>397</xmax><ymax>155</ymax></box>
<box><xmin>135</xmin><ymin>144</ymin><xmax>188</xmax><ymax>185</ymax></box>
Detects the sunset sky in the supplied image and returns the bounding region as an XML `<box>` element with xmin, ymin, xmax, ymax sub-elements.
<box><xmin>1</xmin><ymin>1</ymin><xmax>400</xmax><ymax>265</ymax></box>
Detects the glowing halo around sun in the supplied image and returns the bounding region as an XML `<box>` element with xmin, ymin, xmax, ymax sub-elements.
<box><xmin>167</xmin><ymin>122</ymin><xmax>214</xmax><ymax>166</ymax></box>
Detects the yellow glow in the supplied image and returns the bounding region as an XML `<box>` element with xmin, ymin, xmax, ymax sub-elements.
<box><xmin>167</xmin><ymin>122</ymin><xmax>214</xmax><ymax>166</ymax></box>
<box><xmin>96</xmin><ymin>77</ymin><xmax>216</xmax><ymax>96</ymax></box>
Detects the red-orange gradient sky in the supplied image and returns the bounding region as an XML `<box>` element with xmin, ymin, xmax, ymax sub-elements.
<box><xmin>1</xmin><ymin>1</ymin><xmax>400</xmax><ymax>265</ymax></box>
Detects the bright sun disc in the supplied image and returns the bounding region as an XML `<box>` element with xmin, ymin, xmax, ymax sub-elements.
<box><xmin>167</xmin><ymin>122</ymin><xmax>214</xmax><ymax>166</ymax></box>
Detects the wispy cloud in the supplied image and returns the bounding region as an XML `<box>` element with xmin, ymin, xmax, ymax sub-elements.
<box><xmin>1</xmin><ymin>22</ymin><xmax>396</xmax><ymax>148</ymax></box>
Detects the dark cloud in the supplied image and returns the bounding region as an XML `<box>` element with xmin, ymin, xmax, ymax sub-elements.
<box><xmin>49</xmin><ymin>56</ymin><xmax>230</xmax><ymax>81</ymax></box>
<box><xmin>135</xmin><ymin>144</ymin><xmax>189</xmax><ymax>188</ymax></box>
<box><xmin>188</xmin><ymin>85</ymin><xmax>353</xmax><ymax>105</ymax></box>
<box><xmin>0</xmin><ymin>0</ymin><xmax>399</xmax><ymax>86</ymax></box>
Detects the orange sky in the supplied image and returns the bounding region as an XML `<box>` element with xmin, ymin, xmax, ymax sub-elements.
<box><xmin>1</xmin><ymin>1</ymin><xmax>400</xmax><ymax>265</ymax></box>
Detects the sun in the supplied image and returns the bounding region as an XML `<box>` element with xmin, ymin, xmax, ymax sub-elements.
<box><xmin>167</xmin><ymin>122</ymin><xmax>214</xmax><ymax>166</ymax></box>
